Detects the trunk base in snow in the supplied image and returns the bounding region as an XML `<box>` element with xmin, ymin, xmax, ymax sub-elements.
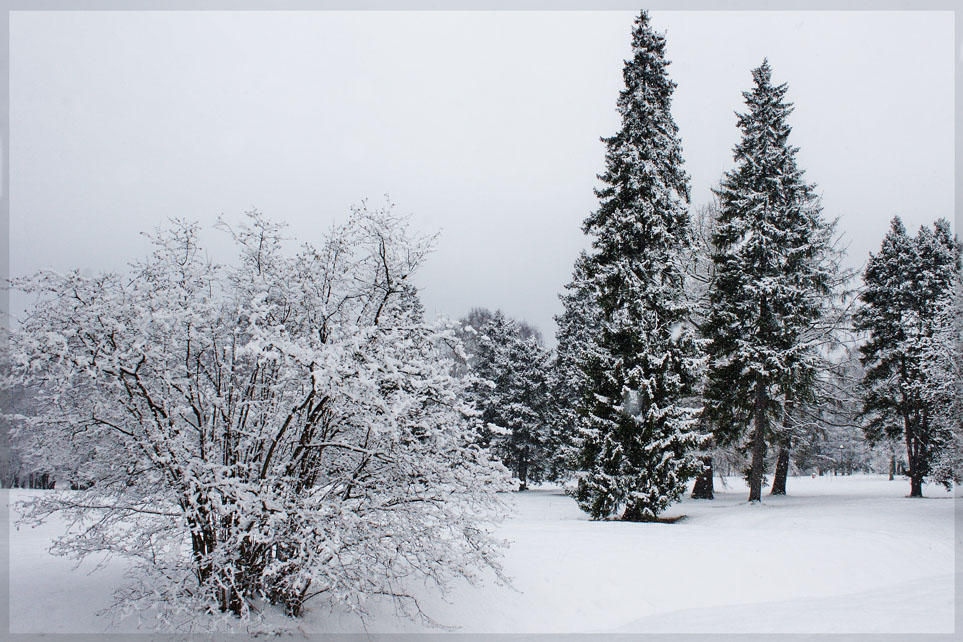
<box><xmin>692</xmin><ymin>456</ymin><xmax>715</xmax><ymax>499</ymax></box>
<box><xmin>618</xmin><ymin>513</ymin><xmax>686</xmax><ymax>524</ymax></box>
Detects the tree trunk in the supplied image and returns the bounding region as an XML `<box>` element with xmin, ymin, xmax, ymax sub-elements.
<box><xmin>748</xmin><ymin>384</ymin><xmax>769</xmax><ymax>502</ymax></box>
<box><xmin>517</xmin><ymin>448</ymin><xmax>529</xmax><ymax>491</ymax></box>
<box><xmin>770</xmin><ymin>443</ymin><xmax>790</xmax><ymax>496</ymax></box>
<box><xmin>691</xmin><ymin>456</ymin><xmax>714</xmax><ymax>499</ymax></box>
<box><xmin>909</xmin><ymin>474</ymin><xmax>923</xmax><ymax>497</ymax></box>
<box><xmin>905</xmin><ymin>421</ymin><xmax>923</xmax><ymax>497</ymax></box>
<box><xmin>888</xmin><ymin>454</ymin><xmax>895</xmax><ymax>481</ymax></box>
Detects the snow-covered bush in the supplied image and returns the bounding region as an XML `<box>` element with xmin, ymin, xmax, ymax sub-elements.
<box><xmin>6</xmin><ymin>204</ymin><xmax>511</xmax><ymax>632</ymax></box>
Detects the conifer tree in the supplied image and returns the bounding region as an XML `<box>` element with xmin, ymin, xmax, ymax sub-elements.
<box><xmin>472</xmin><ymin>311</ymin><xmax>553</xmax><ymax>490</ymax></box>
<box><xmin>923</xmin><ymin>268</ymin><xmax>963</xmax><ymax>486</ymax></box>
<box><xmin>571</xmin><ymin>11</ymin><xmax>704</xmax><ymax>521</ymax></box>
<box><xmin>704</xmin><ymin>60</ymin><xmax>833</xmax><ymax>502</ymax></box>
<box><xmin>856</xmin><ymin>217</ymin><xmax>961</xmax><ymax>496</ymax></box>
<box><xmin>552</xmin><ymin>251</ymin><xmax>600</xmax><ymax>479</ymax></box>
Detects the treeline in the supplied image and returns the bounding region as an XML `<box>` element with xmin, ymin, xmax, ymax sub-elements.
<box><xmin>464</xmin><ymin>12</ymin><xmax>961</xmax><ymax>516</ymax></box>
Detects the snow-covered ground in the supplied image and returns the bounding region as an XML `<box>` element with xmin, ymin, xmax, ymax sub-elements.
<box><xmin>6</xmin><ymin>474</ymin><xmax>957</xmax><ymax>634</ymax></box>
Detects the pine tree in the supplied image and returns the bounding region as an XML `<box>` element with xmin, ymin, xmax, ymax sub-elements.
<box><xmin>704</xmin><ymin>60</ymin><xmax>833</xmax><ymax>502</ymax></box>
<box><xmin>571</xmin><ymin>11</ymin><xmax>704</xmax><ymax>521</ymax></box>
<box><xmin>501</xmin><ymin>334</ymin><xmax>553</xmax><ymax>489</ymax></box>
<box><xmin>856</xmin><ymin>217</ymin><xmax>961</xmax><ymax>496</ymax></box>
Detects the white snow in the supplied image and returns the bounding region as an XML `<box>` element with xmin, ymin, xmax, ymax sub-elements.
<box><xmin>7</xmin><ymin>474</ymin><xmax>956</xmax><ymax>634</ymax></box>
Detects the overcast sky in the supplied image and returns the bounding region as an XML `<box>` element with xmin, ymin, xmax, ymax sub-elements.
<box><xmin>10</xmin><ymin>10</ymin><xmax>955</xmax><ymax>343</ymax></box>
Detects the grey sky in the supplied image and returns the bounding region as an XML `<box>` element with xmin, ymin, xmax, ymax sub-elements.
<box><xmin>10</xmin><ymin>10</ymin><xmax>955</xmax><ymax>343</ymax></box>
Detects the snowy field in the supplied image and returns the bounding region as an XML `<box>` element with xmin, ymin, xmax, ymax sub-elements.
<box><xmin>6</xmin><ymin>474</ymin><xmax>957</xmax><ymax>635</ymax></box>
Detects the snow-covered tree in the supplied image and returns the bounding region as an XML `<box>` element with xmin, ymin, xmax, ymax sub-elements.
<box><xmin>682</xmin><ymin>200</ymin><xmax>721</xmax><ymax>499</ymax></box>
<box><xmin>470</xmin><ymin>311</ymin><xmax>553</xmax><ymax>490</ymax></box>
<box><xmin>856</xmin><ymin>217</ymin><xmax>961</xmax><ymax>496</ymax></box>
<box><xmin>683</xmin><ymin>199</ymin><xmax>722</xmax><ymax>327</ymax></box>
<box><xmin>0</xmin><ymin>375</ymin><xmax>57</xmax><ymax>488</ymax></box>
<box><xmin>769</xmin><ymin>233</ymin><xmax>854</xmax><ymax>496</ymax></box>
<box><xmin>787</xmin><ymin>344</ymin><xmax>872</xmax><ymax>477</ymax></box>
<box><xmin>552</xmin><ymin>251</ymin><xmax>601</xmax><ymax>481</ymax></box>
<box><xmin>704</xmin><ymin>60</ymin><xmax>835</xmax><ymax>502</ymax></box>
<box><xmin>571</xmin><ymin>11</ymin><xmax>705</xmax><ymax>521</ymax></box>
<box><xmin>5</xmin><ymin>205</ymin><xmax>512</xmax><ymax>632</ymax></box>
<box><xmin>455</xmin><ymin>307</ymin><xmax>543</xmax><ymax>373</ymax></box>
<box><xmin>922</xmin><ymin>269</ymin><xmax>963</xmax><ymax>485</ymax></box>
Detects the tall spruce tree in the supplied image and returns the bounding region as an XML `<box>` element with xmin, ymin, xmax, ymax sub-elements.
<box><xmin>571</xmin><ymin>11</ymin><xmax>704</xmax><ymax>521</ymax></box>
<box><xmin>704</xmin><ymin>60</ymin><xmax>833</xmax><ymax>502</ymax></box>
<box><xmin>855</xmin><ymin>217</ymin><xmax>961</xmax><ymax>496</ymax></box>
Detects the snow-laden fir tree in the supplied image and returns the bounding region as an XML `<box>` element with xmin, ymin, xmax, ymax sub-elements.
<box><xmin>470</xmin><ymin>311</ymin><xmax>553</xmax><ymax>490</ymax></box>
<box><xmin>571</xmin><ymin>11</ymin><xmax>705</xmax><ymax>521</ymax></box>
<box><xmin>922</xmin><ymin>266</ymin><xmax>963</xmax><ymax>485</ymax></box>
<box><xmin>704</xmin><ymin>60</ymin><xmax>834</xmax><ymax>502</ymax></box>
<box><xmin>855</xmin><ymin>217</ymin><xmax>961</xmax><ymax>496</ymax></box>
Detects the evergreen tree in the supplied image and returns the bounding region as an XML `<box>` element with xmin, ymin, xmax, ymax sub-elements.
<box><xmin>704</xmin><ymin>60</ymin><xmax>833</xmax><ymax>502</ymax></box>
<box><xmin>855</xmin><ymin>217</ymin><xmax>961</xmax><ymax>496</ymax></box>
<box><xmin>571</xmin><ymin>11</ymin><xmax>704</xmax><ymax>521</ymax></box>
<box><xmin>552</xmin><ymin>251</ymin><xmax>600</xmax><ymax>480</ymax></box>
<box><xmin>471</xmin><ymin>311</ymin><xmax>553</xmax><ymax>490</ymax></box>
<box><xmin>923</xmin><ymin>268</ymin><xmax>963</xmax><ymax>486</ymax></box>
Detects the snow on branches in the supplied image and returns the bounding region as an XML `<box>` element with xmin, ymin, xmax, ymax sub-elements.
<box><xmin>856</xmin><ymin>217</ymin><xmax>961</xmax><ymax>495</ymax></box>
<box><xmin>6</xmin><ymin>203</ymin><xmax>512</xmax><ymax>632</ymax></box>
<box><xmin>469</xmin><ymin>311</ymin><xmax>555</xmax><ymax>491</ymax></box>
<box><xmin>570</xmin><ymin>11</ymin><xmax>706</xmax><ymax>521</ymax></box>
<box><xmin>923</xmin><ymin>268</ymin><xmax>963</xmax><ymax>486</ymax></box>
<box><xmin>703</xmin><ymin>59</ymin><xmax>838</xmax><ymax>502</ymax></box>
